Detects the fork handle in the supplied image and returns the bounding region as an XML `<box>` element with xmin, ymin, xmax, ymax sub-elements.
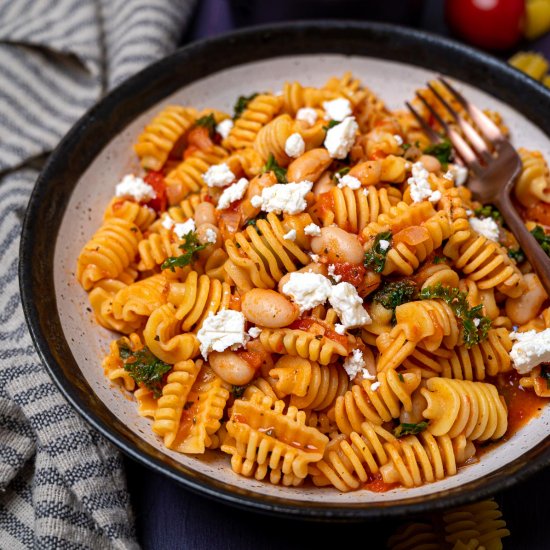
<box><xmin>495</xmin><ymin>194</ymin><xmax>550</xmax><ymax>295</ymax></box>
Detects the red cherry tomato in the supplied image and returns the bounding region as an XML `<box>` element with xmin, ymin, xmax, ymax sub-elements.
<box><xmin>446</xmin><ymin>0</ymin><xmax>525</xmax><ymax>51</ymax></box>
<box><xmin>143</xmin><ymin>171</ymin><xmax>167</xmax><ymax>213</ymax></box>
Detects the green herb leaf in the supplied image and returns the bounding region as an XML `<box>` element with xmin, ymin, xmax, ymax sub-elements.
<box><xmin>398</xmin><ymin>373</ymin><xmax>405</xmax><ymax>383</ymax></box>
<box><xmin>508</xmin><ymin>247</ymin><xmax>525</xmax><ymax>264</ymax></box>
<box><xmin>261</xmin><ymin>153</ymin><xmax>287</xmax><ymax>183</ymax></box>
<box><xmin>531</xmin><ymin>225</ymin><xmax>550</xmax><ymax>256</ymax></box>
<box><xmin>424</xmin><ymin>139</ymin><xmax>453</xmax><ymax>168</ymax></box>
<box><xmin>245</xmin><ymin>213</ymin><xmax>267</xmax><ymax>228</ymax></box>
<box><xmin>364</xmin><ymin>231</ymin><xmax>392</xmax><ymax>273</ymax></box>
<box><xmin>117</xmin><ymin>341</ymin><xmax>171</xmax><ymax>398</ymax></box>
<box><xmin>433</xmin><ymin>256</ymin><xmax>448</xmax><ymax>264</ymax></box>
<box><xmin>541</xmin><ymin>365</ymin><xmax>550</xmax><ymax>389</ymax></box>
<box><xmin>394</xmin><ymin>421</ymin><xmax>429</xmax><ymax>438</ymax></box>
<box><xmin>372</xmin><ymin>280</ymin><xmax>417</xmax><ymax>323</ymax></box>
<box><xmin>419</xmin><ymin>283</ymin><xmax>491</xmax><ymax>348</ymax></box>
<box><xmin>333</xmin><ymin>166</ymin><xmax>351</xmax><ymax>182</ymax></box>
<box><xmin>473</xmin><ymin>204</ymin><xmax>503</xmax><ymax>224</ymax></box>
<box><xmin>161</xmin><ymin>231</ymin><xmax>209</xmax><ymax>271</ymax></box>
<box><xmin>322</xmin><ymin>119</ymin><xmax>340</xmax><ymax>132</ymax></box>
<box><xmin>402</xmin><ymin>143</ymin><xmax>411</xmax><ymax>151</ymax></box>
<box><xmin>233</xmin><ymin>93</ymin><xmax>259</xmax><ymax>120</ymax></box>
<box><xmin>231</xmin><ymin>385</ymin><xmax>247</xmax><ymax>398</ymax></box>
<box><xmin>195</xmin><ymin>113</ymin><xmax>217</xmax><ymax>139</ymax></box>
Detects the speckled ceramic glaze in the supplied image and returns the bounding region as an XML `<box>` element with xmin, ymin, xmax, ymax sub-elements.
<box><xmin>20</xmin><ymin>22</ymin><xmax>550</xmax><ymax>519</ymax></box>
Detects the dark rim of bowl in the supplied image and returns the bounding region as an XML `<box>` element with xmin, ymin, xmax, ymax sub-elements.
<box><xmin>20</xmin><ymin>20</ymin><xmax>550</xmax><ymax>520</ymax></box>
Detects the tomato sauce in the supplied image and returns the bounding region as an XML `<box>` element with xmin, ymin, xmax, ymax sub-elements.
<box><xmin>143</xmin><ymin>171</ymin><xmax>167</xmax><ymax>212</ymax></box>
<box><xmin>316</xmin><ymin>191</ymin><xmax>335</xmax><ymax>220</ymax></box>
<box><xmin>363</xmin><ymin>473</ymin><xmax>400</xmax><ymax>493</ymax></box>
<box><xmin>289</xmin><ymin>318</ymin><xmax>349</xmax><ymax>348</ymax></box>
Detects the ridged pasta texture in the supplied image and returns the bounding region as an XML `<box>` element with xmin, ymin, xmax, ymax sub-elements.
<box><xmin>77</xmin><ymin>72</ymin><xmax>549</xmax><ymax>500</ymax></box>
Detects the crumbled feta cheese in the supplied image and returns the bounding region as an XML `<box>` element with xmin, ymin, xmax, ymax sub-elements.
<box><xmin>161</xmin><ymin>215</ymin><xmax>175</xmax><ymax>230</ymax></box>
<box><xmin>363</xmin><ymin>188</ymin><xmax>369</xmax><ymax>196</ymax></box>
<box><xmin>296</xmin><ymin>107</ymin><xmax>318</xmax><ymax>126</ymax></box>
<box><xmin>250</xmin><ymin>181</ymin><xmax>313</xmax><ymax>215</ymax></box>
<box><xmin>216</xmin><ymin>119</ymin><xmax>234</xmax><ymax>140</ymax></box>
<box><xmin>371</xmin><ymin>381</ymin><xmax>381</xmax><ymax>391</ymax></box>
<box><xmin>216</xmin><ymin>177</ymin><xmax>249</xmax><ymax>210</ymax></box>
<box><xmin>473</xmin><ymin>318</ymin><xmax>480</xmax><ymax>327</ymax></box>
<box><xmin>466</xmin><ymin>209</ymin><xmax>473</xmax><ymax>217</ymax></box>
<box><xmin>342</xmin><ymin>349</ymin><xmax>366</xmax><ymax>380</ymax></box>
<box><xmin>115</xmin><ymin>174</ymin><xmax>156</xmax><ymax>202</ymax></box>
<box><xmin>446</xmin><ymin>163</ymin><xmax>469</xmax><ymax>186</ymax></box>
<box><xmin>173</xmin><ymin>218</ymin><xmax>196</xmax><ymax>239</ymax></box>
<box><xmin>324</xmin><ymin>116</ymin><xmax>358</xmax><ymax>159</ymax></box>
<box><xmin>204</xmin><ymin>227</ymin><xmax>217</xmax><ymax>244</ymax></box>
<box><xmin>335</xmin><ymin>324</ymin><xmax>346</xmax><ymax>335</ymax></box>
<box><xmin>304</xmin><ymin>223</ymin><xmax>322</xmax><ymax>237</ymax></box>
<box><xmin>281</xmin><ymin>272</ymin><xmax>333</xmax><ymax>313</ymax></box>
<box><xmin>510</xmin><ymin>328</ymin><xmax>550</xmax><ymax>374</ymax></box>
<box><xmin>309</xmin><ymin>253</ymin><xmax>320</xmax><ymax>262</ymax></box>
<box><xmin>328</xmin><ymin>282</ymin><xmax>371</xmax><ymax>328</ymax></box>
<box><xmin>429</xmin><ymin>190</ymin><xmax>442</xmax><ymax>203</ymax></box>
<box><xmin>323</xmin><ymin>98</ymin><xmax>352</xmax><ymax>121</ymax></box>
<box><xmin>248</xmin><ymin>326</ymin><xmax>262</xmax><ymax>339</ymax></box>
<box><xmin>362</xmin><ymin>368</ymin><xmax>376</xmax><ymax>381</ymax></box>
<box><xmin>336</xmin><ymin>174</ymin><xmax>362</xmax><ymax>190</ymax></box>
<box><xmin>284</xmin><ymin>133</ymin><xmax>305</xmax><ymax>158</ymax></box>
<box><xmin>202</xmin><ymin>163</ymin><xmax>235</xmax><ymax>188</ymax></box>
<box><xmin>407</xmin><ymin>162</ymin><xmax>439</xmax><ymax>203</ymax></box>
<box><xmin>469</xmin><ymin>216</ymin><xmax>500</xmax><ymax>242</ymax></box>
<box><xmin>327</xmin><ymin>264</ymin><xmax>342</xmax><ymax>283</ymax></box>
<box><xmin>378</xmin><ymin>239</ymin><xmax>390</xmax><ymax>251</ymax></box>
<box><xmin>393</xmin><ymin>134</ymin><xmax>404</xmax><ymax>146</ymax></box>
<box><xmin>283</xmin><ymin>229</ymin><xmax>297</xmax><ymax>241</ymax></box>
<box><xmin>197</xmin><ymin>310</ymin><xmax>247</xmax><ymax>359</ymax></box>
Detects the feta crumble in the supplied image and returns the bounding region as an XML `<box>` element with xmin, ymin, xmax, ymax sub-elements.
<box><xmin>335</xmin><ymin>324</ymin><xmax>346</xmax><ymax>335</ymax></box>
<box><xmin>362</xmin><ymin>368</ymin><xmax>376</xmax><ymax>381</ymax></box>
<box><xmin>173</xmin><ymin>218</ymin><xmax>196</xmax><ymax>239</ymax></box>
<box><xmin>469</xmin><ymin>216</ymin><xmax>500</xmax><ymax>242</ymax></box>
<box><xmin>204</xmin><ymin>227</ymin><xmax>217</xmax><ymax>244</ymax></box>
<box><xmin>197</xmin><ymin>310</ymin><xmax>247</xmax><ymax>359</ymax></box>
<box><xmin>283</xmin><ymin>229</ymin><xmax>297</xmax><ymax>241</ymax></box>
<box><xmin>444</xmin><ymin>163</ymin><xmax>469</xmax><ymax>186</ymax></box>
<box><xmin>328</xmin><ymin>282</ymin><xmax>371</xmax><ymax>328</ymax></box>
<box><xmin>309</xmin><ymin>253</ymin><xmax>320</xmax><ymax>262</ymax></box>
<box><xmin>363</xmin><ymin>188</ymin><xmax>370</xmax><ymax>196</ymax></box>
<box><xmin>216</xmin><ymin>177</ymin><xmax>249</xmax><ymax>210</ymax></box>
<box><xmin>407</xmin><ymin>162</ymin><xmax>440</xmax><ymax>203</ymax></box>
<box><xmin>161</xmin><ymin>215</ymin><xmax>175</xmax><ymax>230</ymax></box>
<box><xmin>324</xmin><ymin>116</ymin><xmax>358</xmax><ymax>159</ymax></box>
<box><xmin>115</xmin><ymin>174</ymin><xmax>156</xmax><ymax>202</ymax></box>
<box><xmin>327</xmin><ymin>264</ymin><xmax>342</xmax><ymax>283</ymax></box>
<box><xmin>281</xmin><ymin>272</ymin><xmax>333</xmax><ymax>313</ymax></box>
<box><xmin>250</xmin><ymin>181</ymin><xmax>313</xmax><ymax>215</ymax></box>
<box><xmin>202</xmin><ymin>163</ymin><xmax>235</xmax><ymax>188</ymax></box>
<box><xmin>393</xmin><ymin>134</ymin><xmax>404</xmax><ymax>146</ymax></box>
<box><xmin>371</xmin><ymin>381</ymin><xmax>381</xmax><ymax>392</ymax></box>
<box><xmin>323</xmin><ymin>98</ymin><xmax>352</xmax><ymax>121</ymax></box>
<box><xmin>510</xmin><ymin>328</ymin><xmax>550</xmax><ymax>374</ymax></box>
<box><xmin>284</xmin><ymin>133</ymin><xmax>305</xmax><ymax>158</ymax></box>
<box><xmin>304</xmin><ymin>223</ymin><xmax>322</xmax><ymax>237</ymax></box>
<box><xmin>378</xmin><ymin>239</ymin><xmax>390</xmax><ymax>251</ymax></box>
<box><xmin>336</xmin><ymin>174</ymin><xmax>362</xmax><ymax>190</ymax></box>
<box><xmin>342</xmin><ymin>349</ymin><xmax>366</xmax><ymax>380</ymax></box>
<box><xmin>248</xmin><ymin>326</ymin><xmax>262</xmax><ymax>339</ymax></box>
<box><xmin>216</xmin><ymin>119</ymin><xmax>234</xmax><ymax>140</ymax></box>
<box><xmin>296</xmin><ymin>107</ymin><xmax>318</xmax><ymax>126</ymax></box>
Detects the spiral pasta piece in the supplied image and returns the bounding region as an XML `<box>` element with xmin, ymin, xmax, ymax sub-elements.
<box><xmin>515</xmin><ymin>148</ymin><xmax>550</xmax><ymax>207</ymax></box>
<box><xmin>102</xmin><ymin>333</ymin><xmax>143</xmax><ymax>391</ymax></box>
<box><xmin>323</xmin><ymin>72</ymin><xmax>368</xmax><ymax>107</ymax></box>
<box><xmin>167</xmin><ymin>270</ymin><xmax>232</xmax><ymax>331</ymax></box>
<box><xmin>254</xmin><ymin>114</ymin><xmax>297</xmax><ymax>165</ymax></box>
<box><xmin>224</xmin><ymin>94</ymin><xmax>283</xmax><ymax>150</ymax></box>
<box><xmin>224</xmin><ymin>212</ymin><xmax>311</xmax><ymax>291</ymax></box>
<box><xmin>134</xmin><ymin>105</ymin><xmax>197</xmax><ymax>170</ymax></box>
<box><xmin>88</xmin><ymin>279</ymin><xmax>137</xmax><ymax>333</ymax></box>
<box><xmin>269</xmin><ymin>356</ymin><xmax>349</xmax><ymax>411</ymax></box>
<box><xmin>137</xmin><ymin>228</ymin><xmax>183</xmax><ymax>271</ymax></box>
<box><xmin>421</xmin><ymin>378</ymin><xmax>508</xmax><ymax>441</ymax></box>
<box><xmin>387</xmin><ymin>522</ymin><xmax>441</xmax><ymax>550</ymax></box>
<box><xmin>281</xmin><ymin>81</ymin><xmax>336</xmax><ymax>116</ymax></box>
<box><xmin>77</xmin><ymin>218</ymin><xmax>142</xmax><ymax>291</ymax></box>
<box><xmin>260</xmin><ymin>328</ymin><xmax>349</xmax><ymax>366</ymax></box>
<box><xmin>225</xmin><ymin>147</ymin><xmax>264</xmax><ymax>178</ymax></box>
<box><xmin>330</xmin><ymin>369</ymin><xmax>421</xmax><ymax>434</ymax></box>
<box><xmin>103</xmin><ymin>198</ymin><xmax>156</xmax><ymax>231</ymax></box>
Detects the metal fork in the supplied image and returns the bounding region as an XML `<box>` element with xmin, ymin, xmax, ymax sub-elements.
<box><xmin>406</xmin><ymin>76</ymin><xmax>550</xmax><ymax>294</ymax></box>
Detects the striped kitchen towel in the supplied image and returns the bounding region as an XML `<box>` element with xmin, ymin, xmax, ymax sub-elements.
<box><xmin>0</xmin><ymin>1</ymin><xmax>196</xmax><ymax>548</ymax></box>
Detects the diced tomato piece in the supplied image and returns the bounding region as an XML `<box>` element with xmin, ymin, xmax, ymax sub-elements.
<box><xmin>144</xmin><ymin>171</ymin><xmax>167</xmax><ymax>213</ymax></box>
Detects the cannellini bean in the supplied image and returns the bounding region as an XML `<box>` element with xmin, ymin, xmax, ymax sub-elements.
<box><xmin>505</xmin><ymin>273</ymin><xmax>548</xmax><ymax>325</ymax></box>
<box><xmin>241</xmin><ymin>288</ymin><xmax>299</xmax><ymax>328</ymax></box>
<box><xmin>277</xmin><ymin>263</ymin><xmax>328</xmax><ymax>293</ymax></box>
<box><xmin>196</xmin><ymin>223</ymin><xmax>221</xmax><ymax>249</ymax></box>
<box><xmin>310</xmin><ymin>226</ymin><xmax>364</xmax><ymax>264</ymax></box>
<box><xmin>194</xmin><ymin>202</ymin><xmax>217</xmax><ymax>227</ymax></box>
<box><xmin>209</xmin><ymin>350</ymin><xmax>256</xmax><ymax>385</ymax></box>
<box><xmin>349</xmin><ymin>161</ymin><xmax>382</xmax><ymax>185</ymax></box>
<box><xmin>418</xmin><ymin>154</ymin><xmax>441</xmax><ymax>173</ymax></box>
<box><xmin>286</xmin><ymin>148</ymin><xmax>332</xmax><ymax>183</ymax></box>
<box><xmin>312</xmin><ymin>171</ymin><xmax>335</xmax><ymax>196</ymax></box>
<box><xmin>369</xmin><ymin>301</ymin><xmax>393</xmax><ymax>326</ymax></box>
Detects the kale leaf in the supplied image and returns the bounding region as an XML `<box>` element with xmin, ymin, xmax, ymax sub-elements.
<box><xmin>233</xmin><ymin>93</ymin><xmax>259</xmax><ymax>120</ymax></box>
<box><xmin>364</xmin><ymin>231</ymin><xmax>392</xmax><ymax>273</ymax></box>
<box><xmin>473</xmin><ymin>204</ymin><xmax>503</xmax><ymax>224</ymax></box>
<box><xmin>161</xmin><ymin>231</ymin><xmax>209</xmax><ymax>271</ymax></box>
<box><xmin>424</xmin><ymin>139</ymin><xmax>453</xmax><ymax>168</ymax></box>
<box><xmin>531</xmin><ymin>225</ymin><xmax>550</xmax><ymax>256</ymax></box>
<box><xmin>261</xmin><ymin>153</ymin><xmax>287</xmax><ymax>183</ymax></box>
<box><xmin>195</xmin><ymin>113</ymin><xmax>217</xmax><ymax>138</ymax></box>
<box><xmin>372</xmin><ymin>280</ymin><xmax>417</xmax><ymax>323</ymax></box>
<box><xmin>394</xmin><ymin>421</ymin><xmax>429</xmax><ymax>438</ymax></box>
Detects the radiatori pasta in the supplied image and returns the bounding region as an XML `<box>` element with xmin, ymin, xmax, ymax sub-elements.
<box><xmin>77</xmin><ymin>73</ymin><xmax>550</xmax><ymax>493</ymax></box>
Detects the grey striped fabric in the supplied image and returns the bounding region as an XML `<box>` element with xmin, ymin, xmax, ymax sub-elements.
<box><xmin>0</xmin><ymin>1</ymin><xmax>196</xmax><ymax>548</ymax></box>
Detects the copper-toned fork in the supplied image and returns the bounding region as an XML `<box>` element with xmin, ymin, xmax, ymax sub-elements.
<box><xmin>407</xmin><ymin>76</ymin><xmax>550</xmax><ymax>294</ymax></box>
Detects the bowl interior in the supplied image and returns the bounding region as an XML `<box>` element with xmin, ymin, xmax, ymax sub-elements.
<box><xmin>53</xmin><ymin>52</ymin><xmax>550</xmax><ymax>507</ymax></box>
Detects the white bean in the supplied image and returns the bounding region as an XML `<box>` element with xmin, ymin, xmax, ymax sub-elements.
<box><xmin>208</xmin><ymin>350</ymin><xmax>256</xmax><ymax>385</ymax></box>
<box><xmin>310</xmin><ymin>226</ymin><xmax>364</xmax><ymax>264</ymax></box>
<box><xmin>194</xmin><ymin>202</ymin><xmax>217</xmax><ymax>227</ymax></box>
<box><xmin>241</xmin><ymin>289</ymin><xmax>298</xmax><ymax>328</ymax></box>
<box><xmin>505</xmin><ymin>273</ymin><xmax>548</xmax><ymax>325</ymax></box>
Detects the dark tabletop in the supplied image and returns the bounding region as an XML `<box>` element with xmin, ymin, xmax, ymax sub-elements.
<box><xmin>127</xmin><ymin>1</ymin><xmax>550</xmax><ymax>548</ymax></box>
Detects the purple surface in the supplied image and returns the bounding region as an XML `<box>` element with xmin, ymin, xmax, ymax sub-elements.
<box><xmin>128</xmin><ymin>2</ymin><xmax>550</xmax><ymax>548</ymax></box>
